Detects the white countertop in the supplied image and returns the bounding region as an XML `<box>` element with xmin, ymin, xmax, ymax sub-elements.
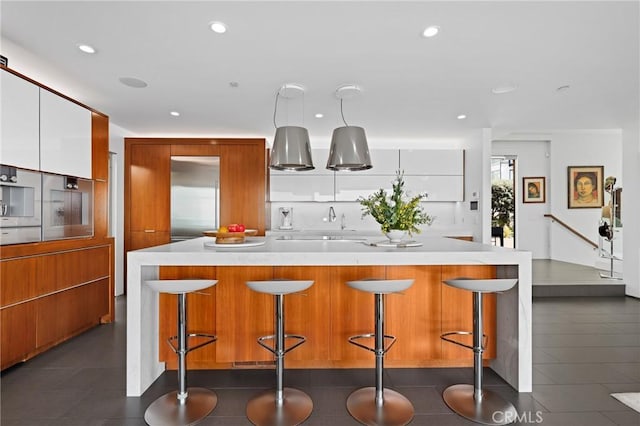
<box><xmin>131</xmin><ymin>235</ymin><xmax>527</xmax><ymax>266</ymax></box>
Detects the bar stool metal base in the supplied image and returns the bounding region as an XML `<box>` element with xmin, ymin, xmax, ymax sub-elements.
<box><xmin>346</xmin><ymin>387</ymin><xmax>414</xmax><ymax>426</ymax></box>
<box><xmin>144</xmin><ymin>387</ymin><xmax>217</xmax><ymax>426</ymax></box>
<box><xmin>443</xmin><ymin>384</ymin><xmax>517</xmax><ymax>425</ymax></box>
<box><xmin>246</xmin><ymin>387</ymin><xmax>313</xmax><ymax>426</ymax></box>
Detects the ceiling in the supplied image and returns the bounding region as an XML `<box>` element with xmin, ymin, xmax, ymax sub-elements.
<box><xmin>2</xmin><ymin>1</ymin><xmax>638</xmax><ymax>146</ymax></box>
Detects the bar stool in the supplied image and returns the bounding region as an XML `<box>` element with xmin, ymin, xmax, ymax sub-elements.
<box><xmin>144</xmin><ymin>279</ymin><xmax>218</xmax><ymax>426</ymax></box>
<box><xmin>245</xmin><ymin>279</ymin><xmax>315</xmax><ymax>426</ymax></box>
<box><xmin>440</xmin><ymin>278</ymin><xmax>518</xmax><ymax>425</ymax></box>
<box><xmin>346</xmin><ymin>279</ymin><xmax>415</xmax><ymax>426</ymax></box>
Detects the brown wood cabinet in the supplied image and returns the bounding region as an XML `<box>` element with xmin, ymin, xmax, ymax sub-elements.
<box><xmin>36</xmin><ymin>279</ymin><xmax>109</xmax><ymax>349</ymax></box>
<box><xmin>1</xmin><ymin>303</ymin><xmax>36</xmax><ymax>369</ymax></box>
<box><xmin>128</xmin><ymin>144</ymin><xmax>171</xmax><ymax>236</ymax></box>
<box><xmin>0</xmin><ymin>244</ymin><xmax>113</xmax><ymax>370</ymax></box>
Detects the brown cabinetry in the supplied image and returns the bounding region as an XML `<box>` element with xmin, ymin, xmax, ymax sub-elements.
<box><xmin>128</xmin><ymin>144</ymin><xmax>171</xmax><ymax>235</ymax></box>
<box><xmin>1</xmin><ymin>303</ymin><xmax>36</xmax><ymax>368</ymax></box>
<box><xmin>0</xmin><ymin>244</ymin><xmax>113</xmax><ymax>370</ymax></box>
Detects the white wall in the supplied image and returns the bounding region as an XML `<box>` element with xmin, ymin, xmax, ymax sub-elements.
<box><xmin>549</xmin><ymin>131</ymin><xmax>622</xmax><ymax>267</ymax></box>
<box><xmin>492</xmin><ymin>140</ymin><xmax>551</xmax><ymax>259</ymax></box>
<box><xmin>109</xmin><ymin>123</ymin><xmax>128</xmax><ymax>296</ymax></box>
<box><xmin>622</xmin><ymin>123</ymin><xmax>640</xmax><ymax>297</ymax></box>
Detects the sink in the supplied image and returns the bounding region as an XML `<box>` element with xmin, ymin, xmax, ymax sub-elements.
<box><xmin>297</xmin><ymin>229</ymin><xmax>357</xmax><ymax>235</ymax></box>
<box><xmin>276</xmin><ymin>235</ymin><xmax>366</xmax><ymax>241</ymax></box>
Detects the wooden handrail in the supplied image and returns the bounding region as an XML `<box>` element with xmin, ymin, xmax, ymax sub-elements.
<box><xmin>544</xmin><ymin>214</ymin><xmax>598</xmax><ymax>249</ymax></box>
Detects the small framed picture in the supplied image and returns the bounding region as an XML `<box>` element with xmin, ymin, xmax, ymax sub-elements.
<box><xmin>523</xmin><ymin>177</ymin><xmax>545</xmax><ymax>203</ymax></box>
<box><xmin>567</xmin><ymin>165</ymin><xmax>604</xmax><ymax>208</ymax></box>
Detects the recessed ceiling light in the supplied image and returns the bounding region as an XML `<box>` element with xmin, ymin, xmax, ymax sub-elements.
<box><xmin>119</xmin><ymin>77</ymin><xmax>148</xmax><ymax>88</ymax></box>
<box><xmin>491</xmin><ymin>83</ymin><xmax>518</xmax><ymax>94</ymax></box>
<box><xmin>77</xmin><ymin>44</ymin><xmax>96</xmax><ymax>54</ymax></box>
<box><xmin>422</xmin><ymin>26</ymin><xmax>440</xmax><ymax>38</ymax></box>
<box><xmin>315</xmin><ymin>113</ymin><xmax>324</xmax><ymax>119</ymax></box>
<box><xmin>457</xmin><ymin>114</ymin><xmax>467</xmax><ymax>120</ymax></box>
<box><xmin>209</xmin><ymin>21</ymin><xmax>227</xmax><ymax>34</ymax></box>
<box><xmin>170</xmin><ymin>111</ymin><xmax>180</xmax><ymax>117</ymax></box>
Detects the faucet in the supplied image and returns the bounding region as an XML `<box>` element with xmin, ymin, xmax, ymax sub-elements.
<box><xmin>328</xmin><ymin>206</ymin><xmax>337</xmax><ymax>223</ymax></box>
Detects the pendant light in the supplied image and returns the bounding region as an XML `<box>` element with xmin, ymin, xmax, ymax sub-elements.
<box><xmin>269</xmin><ymin>84</ymin><xmax>314</xmax><ymax>171</ymax></box>
<box><xmin>326</xmin><ymin>84</ymin><xmax>372</xmax><ymax>171</ymax></box>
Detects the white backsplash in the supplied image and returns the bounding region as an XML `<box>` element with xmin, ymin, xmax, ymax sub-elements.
<box><xmin>270</xmin><ymin>201</ymin><xmax>473</xmax><ymax>236</ymax></box>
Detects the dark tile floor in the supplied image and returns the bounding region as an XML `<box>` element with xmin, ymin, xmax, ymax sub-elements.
<box><xmin>2</xmin><ymin>295</ymin><xmax>639</xmax><ymax>425</ymax></box>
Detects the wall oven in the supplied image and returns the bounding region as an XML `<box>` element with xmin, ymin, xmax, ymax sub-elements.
<box><xmin>42</xmin><ymin>173</ymin><xmax>93</xmax><ymax>241</ymax></box>
<box><xmin>0</xmin><ymin>166</ymin><xmax>42</xmax><ymax>245</ymax></box>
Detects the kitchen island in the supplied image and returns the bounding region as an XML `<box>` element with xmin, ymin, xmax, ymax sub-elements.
<box><xmin>127</xmin><ymin>236</ymin><xmax>531</xmax><ymax>396</ymax></box>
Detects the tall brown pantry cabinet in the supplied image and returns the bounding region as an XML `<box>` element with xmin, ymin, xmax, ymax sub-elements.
<box><xmin>127</xmin><ymin>144</ymin><xmax>172</xmax><ymax>251</ymax></box>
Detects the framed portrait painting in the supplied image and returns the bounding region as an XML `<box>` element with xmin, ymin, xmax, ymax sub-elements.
<box><xmin>523</xmin><ymin>177</ymin><xmax>545</xmax><ymax>203</ymax></box>
<box><xmin>567</xmin><ymin>166</ymin><xmax>604</xmax><ymax>209</ymax></box>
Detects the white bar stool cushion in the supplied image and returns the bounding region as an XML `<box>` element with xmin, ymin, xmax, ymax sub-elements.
<box><xmin>347</xmin><ymin>279</ymin><xmax>414</xmax><ymax>294</ymax></box>
<box><xmin>146</xmin><ymin>279</ymin><xmax>217</xmax><ymax>294</ymax></box>
<box><xmin>246</xmin><ymin>280</ymin><xmax>314</xmax><ymax>295</ymax></box>
<box><xmin>443</xmin><ymin>278</ymin><xmax>517</xmax><ymax>293</ymax></box>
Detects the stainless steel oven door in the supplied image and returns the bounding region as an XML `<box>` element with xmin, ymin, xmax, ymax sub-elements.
<box><xmin>0</xmin><ymin>166</ymin><xmax>42</xmax><ymax>245</ymax></box>
<box><xmin>42</xmin><ymin>173</ymin><xmax>94</xmax><ymax>241</ymax></box>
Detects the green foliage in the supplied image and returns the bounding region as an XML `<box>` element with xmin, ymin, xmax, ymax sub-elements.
<box><xmin>492</xmin><ymin>180</ymin><xmax>514</xmax><ymax>228</ymax></box>
<box><xmin>358</xmin><ymin>171</ymin><xmax>433</xmax><ymax>234</ymax></box>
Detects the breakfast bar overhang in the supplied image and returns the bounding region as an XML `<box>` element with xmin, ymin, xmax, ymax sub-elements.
<box><xmin>126</xmin><ymin>236</ymin><xmax>532</xmax><ymax>397</ymax></box>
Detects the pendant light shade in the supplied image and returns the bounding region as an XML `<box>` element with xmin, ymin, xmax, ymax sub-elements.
<box><xmin>269</xmin><ymin>84</ymin><xmax>314</xmax><ymax>171</ymax></box>
<box><xmin>326</xmin><ymin>126</ymin><xmax>372</xmax><ymax>171</ymax></box>
<box><xmin>326</xmin><ymin>84</ymin><xmax>372</xmax><ymax>171</ymax></box>
<box><xmin>270</xmin><ymin>126</ymin><xmax>314</xmax><ymax>171</ymax></box>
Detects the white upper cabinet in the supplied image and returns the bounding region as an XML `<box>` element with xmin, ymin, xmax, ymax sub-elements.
<box><xmin>399</xmin><ymin>149</ymin><xmax>464</xmax><ymax>175</ymax></box>
<box><xmin>270</xmin><ymin>175</ymin><xmax>334</xmax><ymax>201</ymax></box>
<box><xmin>403</xmin><ymin>175</ymin><xmax>464</xmax><ymax>202</ymax></box>
<box><xmin>359</xmin><ymin>149</ymin><xmax>399</xmax><ymax>175</ymax></box>
<box><xmin>40</xmin><ymin>89</ymin><xmax>92</xmax><ymax>178</ymax></box>
<box><xmin>335</xmin><ymin>175</ymin><xmax>393</xmax><ymax>201</ymax></box>
<box><xmin>1</xmin><ymin>70</ymin><xmax>40</xmax><ymax>170</ymax></box>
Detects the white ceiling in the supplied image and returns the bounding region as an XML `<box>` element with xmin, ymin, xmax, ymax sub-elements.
<box><xmin>2</xmin><ymin>1</ymin><xmax>638</xmax><ymax>146</ymax></box>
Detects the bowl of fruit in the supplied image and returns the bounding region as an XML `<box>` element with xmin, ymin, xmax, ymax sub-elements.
<box><xmin>203</xmin><ymin>224</ymin><xmax>257</xmax><ymax>244</ymax></box>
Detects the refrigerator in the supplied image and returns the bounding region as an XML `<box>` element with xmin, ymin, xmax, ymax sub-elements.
<box><xmin>170</xmin><ymin>156</ymin><xmax>219</xmax><ymax>241</ymax></box>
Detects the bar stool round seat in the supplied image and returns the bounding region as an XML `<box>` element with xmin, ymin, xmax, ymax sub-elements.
<box><xmin>441</xmin><ymin>278</ymin><xmax>518</xmax><ymax>426</ymax></box>
<box><xmin>346</xmin><ymin>279</ymin><xmax>414</xmax><ymax>426</ymax></box>
<box><xmin>144</xmin><ymin>279</ymin><xmax>218</xmax><ymax>426</ymax></box>
<box><xmin>246</xmin><ymin>279</ymin><xmax>314</xmax><ymax>426</ymax></box>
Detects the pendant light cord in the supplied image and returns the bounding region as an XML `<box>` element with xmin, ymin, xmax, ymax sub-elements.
<box><xmin>340</xmin><ymin>98</ymin><xmax>349</xmax><ymax>126</ymax></box>
<box><xmin>273</xmin><ymin>91</ymin><xmax>280</xmax><ymax>129</ymax></box>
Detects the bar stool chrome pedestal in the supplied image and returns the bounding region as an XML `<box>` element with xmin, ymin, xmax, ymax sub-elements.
<box><xmin>440</xmin><ymin>278</ymin><xmax>518</xmax><ymax>425</ymax></box>
<box><xmin>144</xmin><ymin>279</ymin><xmax>218</xmax><ymax>426</ymax></box>
<box><xmin>346</xmin><ymin>279</ymin><xmax>415</xmax><ymax>426</ymax></box>
<box><xmin>245</xmin><ymin>279</ymin><xmax>315</xmax><ymax>426</ymax></box>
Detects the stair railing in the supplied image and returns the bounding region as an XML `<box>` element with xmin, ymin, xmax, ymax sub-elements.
<box><xmin>543</xmin><ymin>214</ymin><xmax>598</xmax><ymax>249</ymax></box>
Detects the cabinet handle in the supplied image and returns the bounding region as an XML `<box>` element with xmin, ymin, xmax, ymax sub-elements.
<box><xmin>144</xmin><ymin>229</ymin><xmax>156</xmax><ymax>233</ymax></box>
